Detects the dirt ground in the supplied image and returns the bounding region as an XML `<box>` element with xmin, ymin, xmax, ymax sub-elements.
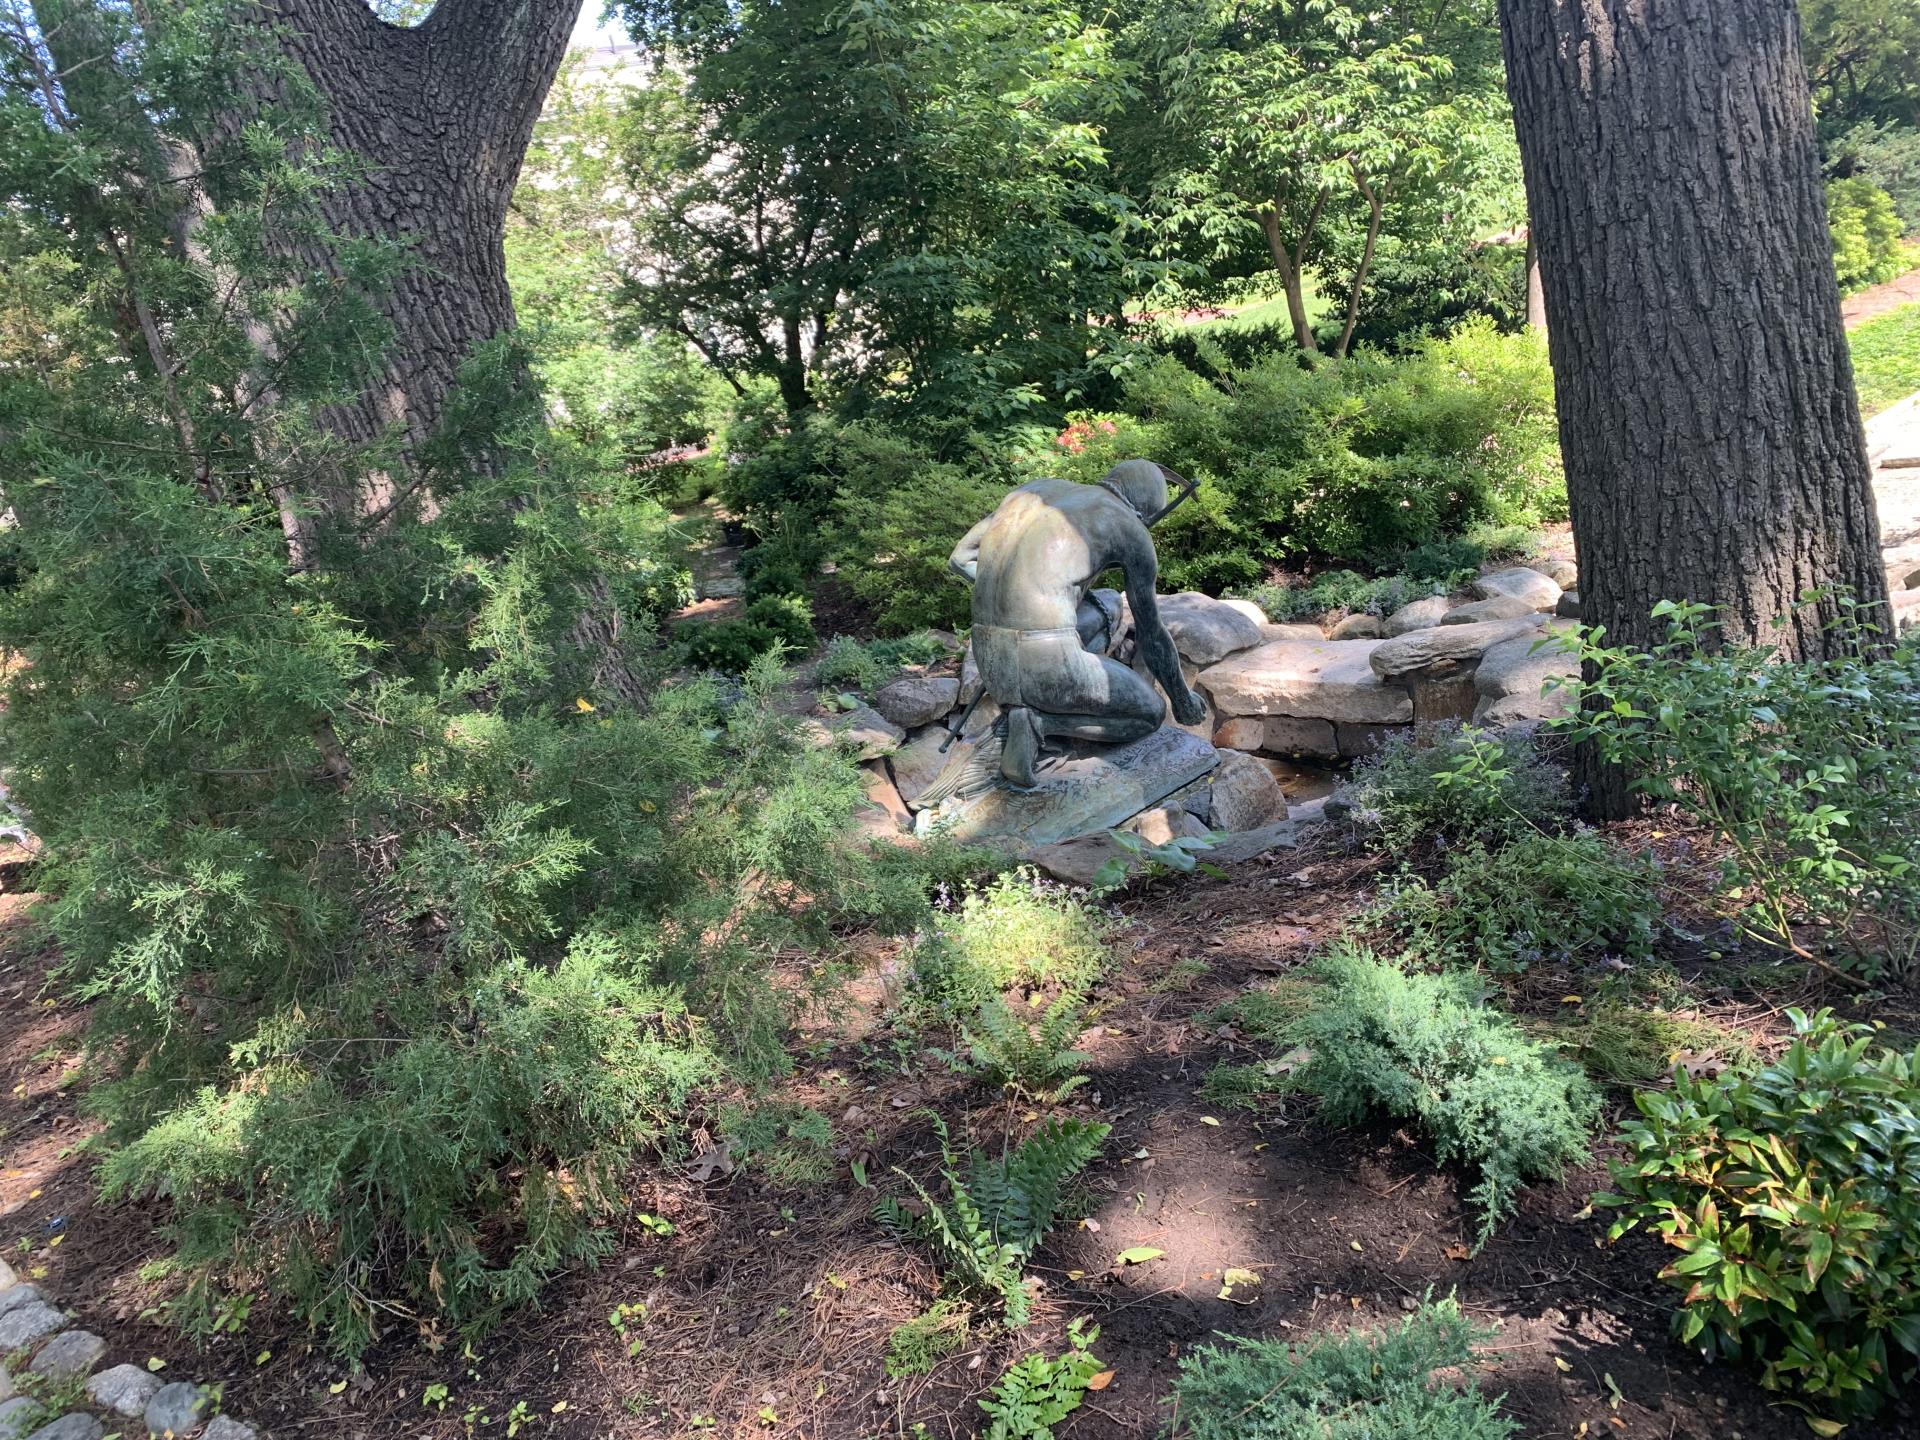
<box><xmin>3</xmin><ymin>825</ymin><xmax>1914</xmax><ymax>1440</ymax></box>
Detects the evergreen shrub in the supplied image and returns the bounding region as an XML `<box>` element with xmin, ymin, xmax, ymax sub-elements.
<box><xmin>1288</xmin><ymin>945</ymin><xmax>1600</xmax><ymax>1247</ymax></box>
<box><xmin>1599</xmin><ymin>1011</ymin><xmax>1920</xmax><ymax>1415</ymax></box>
<box><xmin>1333</xmin><ymin>727</ymin><xmax>1570</xmax><ymax>853</ymax></box>
<box><xmin>1828</xmin><ymin>177</ymin><xmax>1907</xmax><ymax>292</ymax></box>
<box><xmin>1172</xmin><ymin>1297</ymin><xmax>1517</xmax><ymax>1440</ymax></box>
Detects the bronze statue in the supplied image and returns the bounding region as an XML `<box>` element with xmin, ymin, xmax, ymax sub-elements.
<box><xmin>932</xmin><ymin>460</ymin><xmax>1205</xmax><ymax>795</ymax></box>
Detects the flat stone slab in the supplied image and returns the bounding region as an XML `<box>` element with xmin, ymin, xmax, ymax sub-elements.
<box><xmin>918</xmin><ymin>726</ymin><xmax>1218</xmax><ymax>848</ymax></box>
<box><xmin>1197</xmin><ymin>639</ymin><xmax>1412</xmax><ymax>724</ymax></box>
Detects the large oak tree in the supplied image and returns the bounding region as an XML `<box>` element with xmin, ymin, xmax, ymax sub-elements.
<box><xmin>1497</xmin><ymin>0</ymin><xmax>1890</xmax><ymax>814</ymax></box>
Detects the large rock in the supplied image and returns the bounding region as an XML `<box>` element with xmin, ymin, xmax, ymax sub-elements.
<box><xmin>1335</xmin><ymin>722</ymin><xmax>1404</xmax><ymax>758</ymax></box>
<box><xmin>1440</xmin><ymin>594</ymin><xmax>1537</xmax><ymax>625</ymax></box>
<box><xmin>144</xmin><ymin>1382</ymin><xmax>211</xmax><ymax>1439</ymax></box>
<box><xmin>28</xmin><ymin>1331</ymin><xmax>105</xmax><ymax>1381</ymax></box>
<box><xmin>1471</xmin><ymin>566</ymin><xmax>1562</xmax><ymax>612</ymax></box>
<box><xmin>1258</xmin><ymin>622</ymin><xmax>1327</xmax><ymax>644</ymax></box>
<box><xmin>1383</xmin><ymin>595</ymin><xmax>1457</xmax><ymax>636</ymax></box>
<box><xmin>1123</xmin><ymin>804</ymin><xmax>1207</xmax><ymax>846</ymax></box>
<box><xmin>86</xmin><ymin>1366</ymin><xmax>164</xmax><ymax>1420</ymax></box>
<box><xmin>1411</xmin><ymin>672</ymin><xmax>1479</xmax><ymax>729</ymax></box>
<box><xmin>0</xmin><ymin>1285</ymin><xmax>43</xmax><ymax>1319</ymax></box>
<box><xmin>1217</xmin><ymin>598</ymin><xmax>1269</xmax><ymax>626</ymax></box>
<box><xmin>1198</xmin><ymin>639</ymin><xmax>1412</xmax><ymax>724</ymax></box>
<box><xmin>855</xmin><ymin>762</ymin><xmax>913</xmax><ymax>840</ymax></box>
<box><xmin>0</xmin><ymin>1399</ymin><xmax>37</xmax><ymax>1440</ymax></box>
<box><xmin>25</xmin><ymin>1415</ymin><xmax>102</xmax><ymax>1440</ymax></box>
<box><xmin>802</xmin><ymin>704</ymin><xmax>905</xmax><ymax>761</ymax></box>
<box><xmin>1211</xmin><ymin>717</ymin><xmax>1264</xmax><ymax>751</ymax></box>
<box><xmin>200</xmin><ymin>1420</ymin><xmax>258</xmax><ymax>1440</ymax></box>
<box><xmin>1544</xmin><ymin>556</ymin><xmax>1579</xmax><ymax>588</ymax></box>
<box><xmin>1262</xmin><ymin>715</ymin><xmax>1339</xmax><ymax>760</ymax></box>
<box><xmin>1368</xmin><ymin>617</ymin><xmax>1544</xmax><ymax>680</ymax></box>
<box><xmin>916</xmin><ymin>726</ymin><xmax>1218</xmax><ymax>849</ymax></box>
<box><xmin>1024</xmin><ymin>832</ymin><xmax>1132</xmax><ymax>887</ymax></box>
<box><xmin>0</xmin><ymin>1258</ymin><xmax>15</xmax><ymax>1295</ymax></box>
<box><xmin>887</xmin><ymin>727</ymin><xmax>953</xmax><ymax>809</ymax></box>
<box><xmin>1555</xmin><ymin>590</ymin><xmax>1582</xmax><ymax>620</ymax></box>
<box><xmin>1209</xmin><ymin>750</ymin><xmax>1289</xmax><ymax>832</ymax></box>
<box><xmin>0</xmin><ymin>1303</ymin><xmax>63</xmax><ymax>1352</ymax></box>
<box><xmin>1329</xmin><ymin>612</ymin><xmax>1384</xmax><ymax>640</ymax></box>
<box><xmin>1157</xmin><ymin>592</ymin><xmax>1265</xmax><ymax>665</ymax></box>
<box><xmin>1471</xmin><ymin>631</ymin><xmax>1580</xmax><ymax>728</ymax></box>
<box><xmin>872</xmin><ymin>676</ymin><xmax>959</xmax><ymax>730</ymax></box>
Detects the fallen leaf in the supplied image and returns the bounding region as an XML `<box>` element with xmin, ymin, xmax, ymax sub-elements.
<box><xmin>1553</xmin><ymin>1356</ymin><xmax>1573</xmax><ymax>1373</ymax></box>
<box><xmin>1217</xmin><ymin>1267</ymin><xmax>1262</xmax><ymax>1304</ymax></box>
<box><xmin>1115</xmin><ymin>1246</ymin><xmax>1165</xmax><ymax>1266</ymax></box>
<box><xmin>1085</xmin><ymin>1370</ymin><xmax>1115</xmax><ymax>1392</ymax></box>
<box><xmin>1199</xmin><ymin>1115</ymin><xmax>1221</xmax><ymax>1127</ymax></box>
<box><xmin>147</xmin><ymin>1358</ymin><xmax>168</xmax><ymax>1373</ymax></box>
<box><xmin>1349</xmin><ymin>1240</ymin><xmax>1363</xmax><ymax>1252</ymax></box>
<box><xmin>1560</xmin><ymin>994</ymin><xmax>1582</xmax><ymax>1005</ymax></box>
<box><xmin>1443</xmin><ymin>1242</ymin><xmax>1472</xmax><ymax>1262</ymax></box>
<box><xmin>1804</xmin><ymin>1419</ymin><xmax>1845</xmax><ymax>1437</ymax></box>
<box><xmin>1066</xmin><ymin>1269</ymin><xmax>1085</xmax><ymax>1280</ymax></box>
<box><xmin>327</xmin><ymin>1379</ymin><xmax>346</xmax><ymax>1394</ymax></box>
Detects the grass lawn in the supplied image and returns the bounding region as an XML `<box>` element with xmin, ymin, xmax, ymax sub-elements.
<box><xmin>1851</xmin><ymin>300</ymin><xmax>1920</xmax><ymax>415</ymax></box>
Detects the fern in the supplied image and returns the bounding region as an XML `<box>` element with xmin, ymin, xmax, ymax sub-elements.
<box><xmin>964</xmin><ymin>993</ymin><xmax>1091</xmax><ymax>1102</ymax></box>
<box><xmin>978</xmin><ymin>1319</ymin><xmax>1104</xmax><ymax>1440</ymax></box>
<box><xmin>884</xmin><ymin>1298</ymin><xmax>971</xmax><ymax>1378</ymax></box>
<box><xmin>875</xmin><ymin>1114</ymin><xmax>1109</xmax><ymax>1325</ymax></box>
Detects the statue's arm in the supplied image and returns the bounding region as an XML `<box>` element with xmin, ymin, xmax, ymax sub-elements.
<box><xmin>949</xmin><ymin>516</ymin><xmax>992</xmax><ymax>585</ymax></box>
<box><xmin>1120</xmin><ymin>530</ymin><xmax>1206</xmax><ymax>725</ymax></box>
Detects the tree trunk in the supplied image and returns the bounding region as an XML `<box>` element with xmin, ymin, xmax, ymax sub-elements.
<box><xmin>233</xmin><ymin>0</ymin><xmax>586</xmax><ymax>514</ymax></box>
<box><xmin>1497</xmin><ymin>0</ymin><xmax>1889</xmax><ymax>817</ymax></box>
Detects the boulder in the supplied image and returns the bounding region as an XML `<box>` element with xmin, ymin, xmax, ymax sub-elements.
<box><xmin>1198</xmin><ymin>639</ymin><xmax>1412</xmax><ymax>725</ymax></box>
<box><xmin>1440</xmin><ymin>594</ymin><xmax>1537</xmax><ymax>625</ymax></box>
<box><xmin>1330</xmin><ymin>612</ymin><xmax>1384</xmax><ymax>640</ymax></box>
<box><xmin>916</xmin><ymin>726</ymin><xmax>1218</xmax><ymax>848</ymax></box>
<box><xmin>0</xmin><ymin>1285</ymin><xmax>42</xmax><ymax>1319</ymax></box>
<box><xmin>86</xmin><ymin>1366</ymin><xmax>164</xmax><ymax>1420</ymax></box>
<box><xmin>1368</xmin><ymin>617</ymin><xmax>1545</xmax><ymax>680</ymax></box>
<box><xmin>1157</xmin><ymin>592</ymin><xmax>1266</xmax><ymax>665</ymax></box>
<box><xmin>1471</xmin><ymin>631</ymin><xmax>1580</xmax><ymax>728</ymax></box>
<box><xmin>0</xmin><ymin>1303</ymin><xmax>63</xmax><ymax>1352</ymax></box>
<box><xmin>0</xmin><ymin>1258</ymin><xmax>15</xmax><ymax>1294</ymax></box>
<box><xmin>1218</xmin><ymin>597</ymin><xmax>1270</xmax><ymax>626</ymax></box>
<box><xmin>199</xmin><ymin>1420</ymin><xmax>258</xmax><ymax>1440</ymax></box>
<box><xmin>872</xmin><ymin>676</ymin><xmax>959</xmax><ymax>730</ymax></box>
<box><xmin>144</xmin><ymin>1382</ymin><xmax>211</xmax><ymax>1439</ymax></box>
<box><xmin>1555</xmin><ymin>590</ymin><xmax>1582</xmax><ymax>620</ymax></box>
<box><xmin>24</xmin><ymin>1414</ymin><xmax>101</xmax><ymax>1440</ymax></box>
<box><xmin>855</xmin><ymin>762</ymin><xmax>913</xmax><ymax>839</ymax></box>
<box><xmin>807</xmin><ymin>704</ymin><xmax>905</xmax><ymax>761</ymax></box>
<box><xmin>887</xmin><ymin>727</ymin><xmax>953</xmax><ymax>809</ymax></box>
<box><xmin>1258</xmin><ymin>622</ymin><xmax>1327</xmax><ymax>644</ymax></box>
<box><xmin>1383</xmin><ymin>595</ymin><xmax>1456</xmax><ymax>635</ymax></box>
<box><xmin>1261</xmin><ymin>715</ymin><xmax>1339</xmax><ymax>760</ymax></box>
<box><xmin>0</xmin><ymin>1399</ymin><xmax>37</xmax><ymax>1440</ymax></box>
<box><xmin>1209</xmin><ymin>750</ymin><xmax>1289</xmax><ymax>832</ymax></box>
<box><xmin>1211</xmin><ymin>717</ymin><xmax>1265</xmax><ymax>751</ymax></box>
<box><xmin>1544</xmin><ymin>557</ymin><xmax>1579</xmax><ymax>588</ymax></box>
<box><xmin>28</xmin><ymin>1331</ymin><xmax>105</xmax><ymax>1381</ymax></box>
<box><xmin>1124</xmin><ymin>804</ymin><xmax>1207</xmax><ymax>846</ymax></box>
<box><xmin>1471</xmin><ymin>566</ymin><xmax>1562</xmax><ymax>611</ymax></box>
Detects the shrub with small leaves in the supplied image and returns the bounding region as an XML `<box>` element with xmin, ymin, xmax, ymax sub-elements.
<box><xmin>1378</xmin><ymin>829</ymin><xmax>1663</xmax><ymax>971</ymax></box>
<box><xmin>886</xmin><ymin>1299</ymin><xmax>971</xmax><ymax>1378</ymax></box>
<box><xmin>1597</xmin><ymin>1010</ymin><xmax>1920</xmax><ymax>1415</ymax></box>
<box><xmin>1172</xmin><ymin>1296</ymin><xmax>1517</xmax><ymax>1440</ymax></box>
<box><xmin>718</xmin><ymin>1100</ymin><xmax>835</xmax><ymax>1187</ymax></box>
<box><xmin>909</xmin><ymin>870</ymin><xmax>1111</xmax><ymax>1017</ymax></box>
<box><xmin>875</xmin><ymin>1114</ymin><xmax>1108</xmax><ymax>1325</ymax></box>
<box><xmin>1334</xmin><ymin>726</ymin><xmax>1570</xmax><ymax>853</ymax></box>
<box><xmin>1287</xmin><ymin>944</ymin><xmax>1600</xmax><ymax>1247</ymax></box>
<box><xmin>977</xmin><ymin>1318</ymin><xmax>1104</xmax><ymax>1440</ymax></box>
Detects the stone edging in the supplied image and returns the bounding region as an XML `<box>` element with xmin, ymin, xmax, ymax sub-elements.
<box><xmin>0</xmin><ymin>1259</ymin><xmax>263</xmax><ymax>1440</ymax></box>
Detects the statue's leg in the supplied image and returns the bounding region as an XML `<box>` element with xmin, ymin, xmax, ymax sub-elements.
<box><xmin>1016</xmin><ymin>642</ymin><xmax>1169</xmax><ymax>765</ymax></box>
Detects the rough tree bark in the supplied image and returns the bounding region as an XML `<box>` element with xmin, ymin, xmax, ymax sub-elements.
<box><xmin>234</xmin><ymin>0</ymin><xmax>585</xmax><ymax>510</ymax></box>
<box><xmin>1497</xmin><ymin>0</ymin><xmax>1889</xmax><ymax>816</ymax></box>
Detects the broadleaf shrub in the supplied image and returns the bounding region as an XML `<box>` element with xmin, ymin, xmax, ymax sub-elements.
<box><xmin>1172</xmin><ymin>1296</ymin><xmax>1517</xmax><ymax>1440</ymax></box>
<box><xmin>1598</xmin><ymin>1010</ymin><xmax>1920</xmax><ymax>1415</ymax></box>
<box><xmin>1828</xmin><ymin>177</ymin><xmax>1907</xmax><ymax>293</ymax></box>
<box><xmin>1332</xmin><ymin>726</ymin><xmax>1570</xmax><ymax>853</ymax></box>
<box><xmin>907</xmin><ymin>870</ymin><xmax>1111</xmax><ymax>1018</ymax></box>
<box><xmin>1556</xmin><ymin>601</ymin><xmax>1920</xmax><ymax>973</ymax></box>
<box><xmin>1288</xmin><ymin>944</ymin><xmax>1600</xmax><ymax>1247</ymax></box>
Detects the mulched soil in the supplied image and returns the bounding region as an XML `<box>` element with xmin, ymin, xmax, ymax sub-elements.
<box><xmin>2</xmin><ymin>828</ymin><xmax>1914</xmax><ymax>1440</ymax></box>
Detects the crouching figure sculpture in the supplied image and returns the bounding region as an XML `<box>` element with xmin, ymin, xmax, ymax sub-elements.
<box><xmin>923</xmin><ymin>460</ymin><xmax>1206</xmax><ymax>800</ymax></box>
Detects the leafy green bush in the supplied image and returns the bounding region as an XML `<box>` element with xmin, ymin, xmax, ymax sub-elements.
<box><xmin>978</xmin><ymin>1319</ymin><xmax>1104</xmax><ymax>1440</ymax></box>
<box><xmin>1333</xmin><ymin>726</ymin><xmax>1570</xmax><ymax>853</ymax></box>
<box><xmin>1558</xmin><ymin>601</ymin><xmax>1920</xmax><ymax>973</ymax></box>
<box><xmin>1829</xmin><ymin>177</ymin><xmax>1907</xmax><ymax>292</ymax></box>
<box><xmin>962</xmin><ymin>993</ymin><xmax>1091</xmax><ymax>1102</ymax></box>
<box><xmin>876</xmin><ymin>1115</ymin><xmax>1108</xmax><ymax>1325</ymax></box>
<box><xmin>1172</xmin><ymin>1297</ymin><xmax>1517</xmax><ymax>1440</ymax></box>
<box><xmin>718</xmin><ymin>1100</ymin><xmax>836</xmax><ymax>1187</ymax></box>
<box><xmin>1047</xmin><ymin>320</ymin><xmax>1561</xmax><ymax>590</ymax></box>
<box><xmin>815</xmin><ymin>631</ymin><xmax>953</xmax><ymax>692</ymax></box>
<box><xmin>1380</xmin><ymin>830</ymin><xmax>1663</xmax><ymax>971</ymax></box>
<box><xmin>1248</xmin><ymin>569</ymin><xmax>1445</xmax><ymax>624</ymax></box>
<box><xmin>1288</xmin><ymin>945</ymin><xmax>1600</xmax><ymax>1246</ymax></box>
<box><xmin>909</xmin><ymin>871</ymin><xmax>1111</xmax><ymax>1017</ymax></box>
<box><xmin>1833</xmin><ymin>120</ymin><xmax>1920</xmax><ymax>233</ymax></box>
<box><xmin>1598</xmin><ymin>1010</ymin><xmax>1920</xmax><ymax>1415</ymax></box>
